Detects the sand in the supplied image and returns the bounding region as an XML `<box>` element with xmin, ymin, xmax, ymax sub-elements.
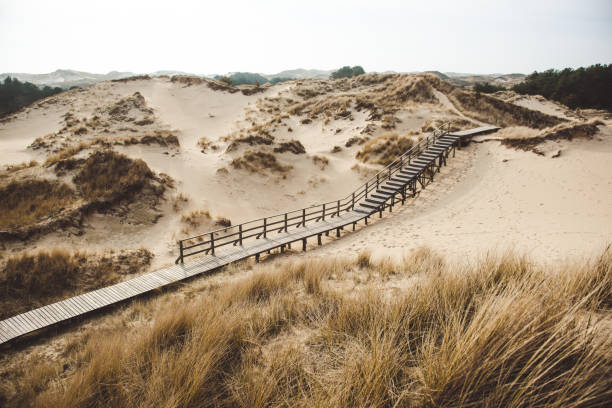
<box><xmin>314</xmin><ymin>128</ymin><xmax>612</xmax><ymax>264</ymax></box>
<box><xmin>1</xmin><ymin>75</ymin><xmax>610</xmax><ymax>270</ymax></box>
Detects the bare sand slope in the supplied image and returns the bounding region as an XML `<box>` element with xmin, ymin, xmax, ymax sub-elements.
<box><xmin>314</xmin><ymin>127</ymin><xmax>612</xmax><ymax>264</ymax></box>
<box><xmin>511</xmin><ymin>95</ymin><xmax>575</xmax><ymax>120</ymax></box>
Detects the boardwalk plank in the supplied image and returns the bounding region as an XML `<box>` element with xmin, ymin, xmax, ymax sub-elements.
<box><xmin>38</xmin><ymin>306</ymin><xmax>59</xmax><ymax>323</ymax></box>
<box><xmin>22</xmin><ymin>311</ymin><xmax>46</xmax><ymax>329</ymax></box>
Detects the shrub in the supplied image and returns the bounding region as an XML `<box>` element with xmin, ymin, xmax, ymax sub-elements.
<box><xmin>513</xmin><ymin>64</ymin><xmax>612</xmax><ymax>110</ymax></box>
<box><xmin>273</xmin><ymin>140</ymin><xmax>306</xmax><ymax>154</ymax></box>
<box><xmin>230</xmin><ymin>151</ymin><xmax>292</xmax><ymax>174</ymax></box>
<box><xmin>73</xmin><ymin>150</ymin><xmax>153</xmax><ymax>202</ymax></box>
<box><xmin>0</xmin><ymin>179</ymin><xmax>76</xmax><ymax>230</ymax></box>
<box><xmin>356</xmin><ymin>132</ymin><xmax>415</xmax><ymax>166</ymax></box>
<box><xmin>215</xmin><ymin>217</ymin><xmax>232</xmax><ymax>227</ymax></box>
<box><xmin>0</xmin><ymin>77</ymin><xmax>62</xmax><ymax>117</ymax></box>
<box><xmin>473</xmin><ymin>82</ymin><xmax>505</xmax><ymax>93</ymax></box>
<box><xmin>331</xmin><ymin>66</ymin><xmax>366</xmax><ymax>79</ymax></box>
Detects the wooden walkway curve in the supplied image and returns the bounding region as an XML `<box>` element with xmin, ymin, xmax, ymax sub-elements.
<box><xmin>0</xmin><ymin>125</ymin><xmax>499</xmax><ymax>346</ymax></box>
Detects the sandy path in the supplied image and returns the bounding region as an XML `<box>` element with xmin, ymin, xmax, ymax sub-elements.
<box><xmin>311</xmin><ymin>128</ymin><xmax>612</xmax><ymax>264</ymax></box>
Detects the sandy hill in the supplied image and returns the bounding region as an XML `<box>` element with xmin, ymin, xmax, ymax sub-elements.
<box><xmin>1</xmin><ymin>72</ymin><xmax>611</xmax><ymax>407</ymax></box>
<box><xmin>0</xmin><ymin>73</ymin><xmax>610</xmax><ymax>270</ymax></box>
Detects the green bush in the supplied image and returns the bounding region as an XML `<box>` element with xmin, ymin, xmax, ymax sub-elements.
<box><xmin>0</xmin><ymin>77</ymin><xmax>62</xmax><ymax>117</ymax></box>
<box><xmin>473</xmin><ymin>82</ymin><xmax>505</xmax><ymax>93</ymax></box>
<box><xmin>331</xmin><ymin>65</ymin><xmax>365</xmax><ymax>79</ymax></box>
<box><xmin>512</xmin><ymin>64</ymin><xmax>612</xmax><ymax>110</ymax></box>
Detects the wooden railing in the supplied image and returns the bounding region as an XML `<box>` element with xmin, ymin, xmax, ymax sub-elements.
<box><xmin>176</xmin><ymin>122</ymin><xmax>452</xmax><ymax>263</ymax></box>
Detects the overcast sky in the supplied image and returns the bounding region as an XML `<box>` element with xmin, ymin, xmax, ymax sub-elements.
<box><xmin>1</xmin><ymin>0</ymin><xmax>610</xmax><ymax>75</ymax></box>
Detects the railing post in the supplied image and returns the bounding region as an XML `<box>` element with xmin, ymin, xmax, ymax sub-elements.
<box><xmin>337</xmin><ymin>200</ymin><xmax>340</xmax><ymax>216</ymax></box>
<box><xmin>376</xmin><ymin>174</ymin><xmax>379</xmax><ymax>188</ymax></box>
<box><xmin>210</xmin><ymin>233</ymin><xmax>215</xmax><ymax>255</ymax></box>
<box><xmin>322</xmin><ymin>203</ymin><xmax>326</xmax><ymax>221</ymax></box>
<box><xmin>239</xmin><ymin>224</ymin><xmax>243</xmax><ymax>246</ymax></box>
<box><xmin>352</xmin><ymin>192</ymin><xmax>355</xmax><ymax>210</ymax></box>
<box><xmin>179</xmin><ymin>240</ymin><xmax>184</xmax><ymax>263</ymax></box>
<box><xmin>302</xmin><ymin>208</ymin><xmax>306</xmax><ymax>227</ymax></box>
<box><xmin>365</xmin><ymin>181</ymin><xmax>368</xmax><ymax>198</ymax></box>
<box><xmin>388</xmin><ymin>166</ymin><xmax>391</xmax><ymax>180</ymax></box>
<box><xmin>284</xmin><ymin>213</ymin><xmax>288</xmax><ymax>232</ymax></box>
<box><xmin>263</xmin><ymin>218</ymin><xmax>267</xmax><ymax>238</ymax></box>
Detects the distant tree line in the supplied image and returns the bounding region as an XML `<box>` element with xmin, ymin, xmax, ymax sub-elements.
<box><xmin>473</xmin><ymin>82</ymin><xmax>506</xmax><ymax>94</ymax></box>
<box><xmin>214</xmin><ymin>73</ymin><xmax>297</xmax><ymax>86</ymax></box>
<box><xmin>331</xmin><ymin>66</ymin><xmax>365</xmax><ymax>79</ymax></box>
<box><xmin>0</xmin><ymin>77</ymin><xmax>62</xmax><ymax>117</ymax></box>
<box><xmin>512</xmin><ymin>64</ymin><xmax>612</xmax><ymax>110</ymax></box>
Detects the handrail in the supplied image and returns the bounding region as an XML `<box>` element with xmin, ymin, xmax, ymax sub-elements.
<box><xmin>175</xmin><ymin>122</ymin><xmax>452</xmax><ymax>263</ymax></box>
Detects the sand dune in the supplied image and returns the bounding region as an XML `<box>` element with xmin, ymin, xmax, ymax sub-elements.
<box><xmin>0</xmin><ymin>74</ymin><xmax>610</xmax><ymax>269</ymax></box>
<box><xmin>315</xmin><ymin>127</ymin><xmax>612</xmax><ymax>263</ymax></box>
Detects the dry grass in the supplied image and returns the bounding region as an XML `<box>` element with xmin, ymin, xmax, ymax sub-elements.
<box><xmin>356</xmin><ymin>132</ymin><xmax>415</xmax><ymax>166</ymax></box>
<box><xmin>0</xmin><ymin>248</ymin><xmax>152</xmax><ymax>319</ymax></box>
<box><xmin>501</xmin><ymin>120</ymin><xmax>603</xmax><ymax>152</ymax></box>
<box><xmin>172</xmin><ymin>192</ymin><xmax>189</xmax><ymax>211</ymax></box>
<box><xmin>198</xmin><ymin>136</ymin><xmax>218</xmax><ymax>152</ymax></box>
<box><xmin>230</xmin><ymin>151</ymin><xmax>293</xmax><ymax>174</ymax></box>
<box><xmin>181</xmin><ymin>209</ymin><xmax>211</xmax><ymax>228</ymax></box>
<box><xmin>273</xmin><ymin>140</ymin><xmax>306</xmax><ymax>154</ymax></box>
<box><xmin>73</xmin><ymin>150</ymin><xmax>155</xmax><ymax>202</ymax></box>
<box><xmin>0</xmin><ymin>179</ymin><xmax>77</xmax><ymax>230</ymax></box>
<box><xmin>447</xmin><ymin>87</ymin><xmax>565</xmax><ymax>129</ymax></box>
<box><xmin>312</xmin><ymin>155</ymin><xmax>329</xmax><ymax>170</ymax></box>
<box><xmin>119</xmin><ymin>131</ymin><xmax>179</xmax><ymax>147</ymax></box>
<box><xmin>2</xmin><ymin>160</ymin><xmax>39</xmax><ymax>174</ymax></box>
<box><xmin>3</xmin><ymin>248</ymin><xmax>610</xmax><ymax>407</ymax></box>
<box><xmin>215</xmin><ymin>216</ymin><xmax>232</xmax><ymax>227</ymax></box>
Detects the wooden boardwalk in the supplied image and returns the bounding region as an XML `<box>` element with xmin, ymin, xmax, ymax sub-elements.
<box><xmin>0</xmin><ymin>125</ymin><xmax>499</xmax><ymax>346</ymax></box>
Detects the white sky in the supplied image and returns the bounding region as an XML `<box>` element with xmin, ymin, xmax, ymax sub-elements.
<box><xmin>1</xmin><ymin>0</ymin><xmax>610</xmax><ymax>75</ymax></box>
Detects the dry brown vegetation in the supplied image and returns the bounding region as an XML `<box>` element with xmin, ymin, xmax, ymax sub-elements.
<box><xmin>356</xmin><ymin>132</ymin><xmax>415</xmax><ymax>166</ymax></box>
<box><xmin>0</xmin><ymin>179</ymin><xmax>77</xmax><ymax>231</ymax></box>
<box><xmin>312</xmin><ymin>155</ymin><xmax>329</xmax><ymax>170</ymax></box>
<box><xmin>230</xmin><ymin>151</ymin><xmax>293</xmax><ymax>174</ymax></box>
<box><xmin>44</xmin><ymin>138</ymin><xmax>110</xmax><ymax>166</ymax></box>
<box><xmin>73</xmin><ymin>150</ymin><xmax>157</xmax><ymax>203</ymax></box>
<box><xmin>420</xmin><ymin>75</ymin><xmax>567</xmax><ymax>129</ymax></box>
<box><xmin>198</xmin><ymin>136</ymin><xmax>218</xmax><ymax>152</ymax></box>
<box><xmin>1</xmin><ymin>160</ymin><xmax>39</xmax><ymax>175</ymax></box>
<box><xmin>273</xmin><ymin>140</ymin><xmax>306</xmax><ymax>154</ymax></box>
<box><xmin>421</xmin><ymin>117</ymin><xmax>475</xmax><ymax>133</ymax></box>
<box><xmin>1</xmin><ymin>150</ymin><xmax>167</xmax><ymax>240</ymax></box>
<box><xmin>0</xmin><ymin>248</ymin><xmax>152</xmax><ymax>319</ymax></box>
<box><xmin>2</xmin><ymin>248</ymin><xmax>610</xmax><ymax>407</ymax></box>
<box><xmin>501</xmin><ymin>120</ymin><xmax>604</xmax><ymax>153</ymax></box>
<box><xmin>102</xmin><ymin>92</ymin><xmax>153</xmax><ymax>122</ymax></box>
<box><xmin>180</xmin><ymin>209</ymin><xmax>211</xmax><ymax>228</ymax></box>
<box><xmin>117</xmin><ymin>130</ymin><xmax>179</xmax><ymax>147</ymax></box>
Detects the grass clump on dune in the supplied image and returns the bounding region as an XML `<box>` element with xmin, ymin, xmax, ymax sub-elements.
<box><xmin>501</xmin><ymin>120</ymin><xmax>604</xmax><ymax>153</ymax></box>
<box><xmin>356</xmin><ymin>132</ymin><xmax>415</xmax><ymax>166</ymax></box>
<box><xmin>74</xmin><ymin>150</ymin><xmax>154</xmax><ymax>202</ymax></box>
<box><xmin>0</xmin><ymin>179</ymin><xmax>76</xmax><ymax>230</ymax></box>
<box><xmin>5</xmin><ymin>247</ymin><xmax>611</xmax><ymax>407</ymax></box>
<box><xmin>230</xmin><ymin>150</ymin><xmax>293</xmax><ymax>174</ymax></box>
